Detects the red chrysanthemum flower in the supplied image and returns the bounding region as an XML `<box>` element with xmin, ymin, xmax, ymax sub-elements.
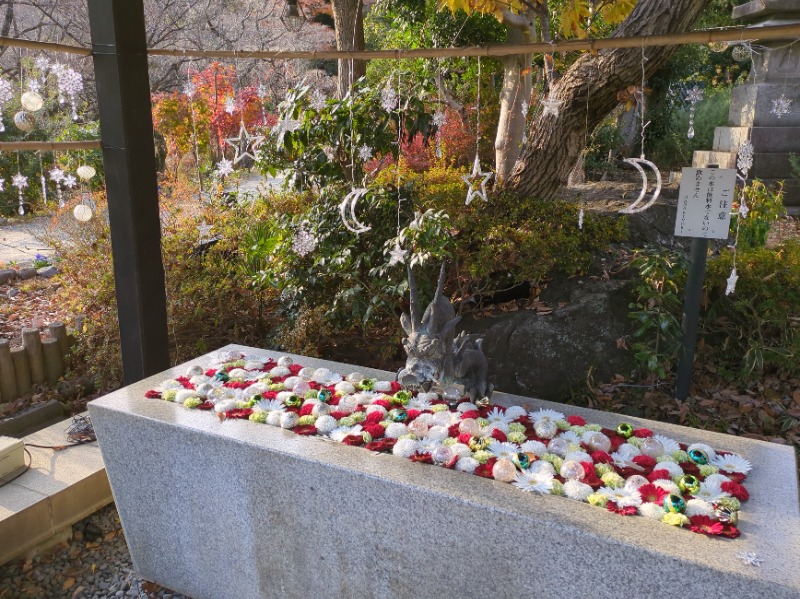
<box><xmin>517</xmin><ymin>416</ymin><xmax>532</xmax><ymax>426</ymax></box>
<box><xmin>373</xmin><ymin>399</ymin><xmax>391</xmax><ymax>410</ymax></box>
<box><xmin>720</xmin><ymin>523</ymin><xmax>741</xmax><ymax>539</ymax></box>
<box><xmin>175</xmin><ymin>376</ymin><xmax>194</xmax><ymax>389</ymax></box>
<box><xmin>448</xmin><ymin>424</ymin><xmax>461</xmax><ymax>437</ymax></box>
<box><xmin>145</xmin><ymin>390</ymin><xmax>161</xmax><ymax>399</ymax></box>
<box><xmin>632</xmin><ymin>455</ymin><xmax>656</xmax><ymax>471</ymax></box>
<box><xmin>461</xmin><ymin>410</ymin><xmax>480</xmax><ymax>420</ymax></box>
<box><xmin>225</xmin><ymin>408</ymin><xmax>253</xmax><ymax>419</ymax></box>
<box><xmin>606</xmin><ymin>501</ymin><xmax>637</xmax><ymax>516</ymax></box>
<box><xmin>288</xmin><ymin>363</ymin><xmax>304</xmax><ymax>375</ymax></box>
<box><xmin>406</xmin><ymin>409</ymin><xmax>421</xmax><ymax>421</ymax></box>
<box><xmin>590</xmin><ymin>451</ymin><xmax>613</xmax><ymax>464</ymax></box>
<box><xmin>410</xmin><ymin>453</ymin><xmax>433</xmax><ymax>464</ymax></box>
<box><xmin>293</xmin><ymin>425</ymin><xmax>318</xmax><ymax>435</ymax></box>
<box><xmin>490</xmin><ymin>429</ymin><xmax>507</xmax><ymax>442</ymax></box>
<box><xmin>680</xmin><ymin>462</ymin><xmax>701</xmax><ymax>476</ymax></box>
<box><xmin>633</xmin><ymin>428</ymin><xmax>654</xmax><ymax>438</ymax></box>
<box><xmin>224</xmin><ymin>381</ymin><xmax>250</xmax><ymax>390</ymax></box>
<box><xmin>726</xmin><ymin>472</ymin><xmax>747</xmax><ymax>484</ymax></box>
<box><xmin>390</xmin><ymin>381</ymin><xmax>402</xmax><ymax>393</ymax></box>
<box><xmin>196</xmin><ymin>401</ymin><xmax>214</xmax><ymax>410</ymax></box>
<box><xmin>567</xmin><ymin>415</ymin><xmax>586</xmax><ymax>426</ymax></box>
<box><xmin>721</xmin><ymin>481</ymin><xmax>750</xmax><ymax>501</ymax></box>
<box><xmin>638</xmin><ymin>483</ymin><xmax>668</xmax><ymax>504</ymax></box>
<box><xmin>474</xmin><ymin>462</ymin><xmax>495</xmax><ymax>479</ymax></box>
<box><xmin>364</xmin><ymin>411</ymin><xmax>383</xmax><ymax>425</ymax></box>
<box><xmin>342</xmin><ymin>434</ymin><xmax>365</xmax><ymax>446</ymax></box>
<box><xmin>648</xmin><ymin>469</ymin><xmax>671</xmax><ymax>482</ymax></box>
<box><xmin>689</xmin><ymin>515</ymin><xmax>724</xmax><ymax>536</ymax></box>
<box><xmin>204</xmin><ymin>369</ymin><xmax>217</xmax><ymax>377</ymax></box>
<box><xmin>362</xmin><ymin>424</ymin><xmax>385</xmax><ymax>439</ymax></box>
<box><xmin>330</xmin><ymin>411</ymin><xmax>349</xmax><ymax>420</ymax></box>
<box><xmin>457</xmin><ymin>433</ymin><xmax>474</xmax><ymax>445</ymax></box>
<box><xmin>261</xmin><ymin>391</ymin><xmax>278</xmax><ymax>400</ymax></box>
<box><xmin>580</xmin><ymin>462</ymin><xmax>596</xmax><ymax>478</ymax></box>
<box><xmin>299</xmin><ymin>404</ymin><xmax>315</xmax><ymax>416</ymax></box>
<box><xmin>365</xmin><ymin>439</ymin><xmax>395</xmax><ymax>452</ymax></box>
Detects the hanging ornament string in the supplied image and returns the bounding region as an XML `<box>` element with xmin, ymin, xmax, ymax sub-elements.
<box><xmin>578</xmin><ymin>52</ymin><xmax>594</xmax><ymax>230</ymax></box>
<box><xmin>389</xmin><ymin>67</ymin><xmax>407</xmax><ymax>266</ymax></box>
<box><xmin>771</xmin><ymin>43</ymin><xmax>794</xmax><ymax>119</ymax></box>
<box><xmin>13</xmin><ymin>152</ymin><xmax>28</xmax><ymax>216</ymax></box>
<box><xmin>49</xmin><ymin>154</ymin><xmax>66</xmax><ymax>209</ymax></box>
<box><xmin>37</xmin><ymin>151</ymin><xmax>48</xmax><ymax>206</ymax></box>
<box><xmin>463</xmin><ymin>56</ymin><xmax>492</xmax><ymax>206</ymax></box>
<box><xmin>184</xmin><ymin>63</ymin><xmax>206</xmax><ymax>199</ymax></box>
<box><xmin>618</xmin><ymin>43</ymin><xmax>662</xmax><ymax>215</ymax></box>
<box><xmin>686</xmin><ymin>84</ymin><xmax>703</xmax><ymax>139</ymax></box>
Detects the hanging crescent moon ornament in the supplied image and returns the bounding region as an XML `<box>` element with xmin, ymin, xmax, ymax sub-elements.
<box><xmin>618</xmin><ymin>158</ymin><xmax>662</xmax><ymax>214</ymax></box>
<box><xmin>339</xmin><ymin>187</ymin><xmax>371</xmax><ymax>234</ymax></box>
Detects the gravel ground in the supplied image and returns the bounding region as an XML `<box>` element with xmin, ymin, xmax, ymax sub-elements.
<box><xmin>0</xmin><ymin>504</ymin><xmax>190</xmax><ymax>599</ymax></box>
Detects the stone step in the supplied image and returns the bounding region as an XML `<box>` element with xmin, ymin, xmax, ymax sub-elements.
<box><xmin>712</xmin><ymin>126</ymin><xmax>800</xmax><ymax>153</ymax></box>
<box><xmin>692</xmin><ymin>150</ymin><xmax>738</xmax><ymax>169</ymax></box>
<box><xmin>729</xmin><ymin>83</ymin><xmax>800</xmax><ymax>127</ymax></box>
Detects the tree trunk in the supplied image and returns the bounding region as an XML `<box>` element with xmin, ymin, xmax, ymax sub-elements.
<box><xmin>495</xmin><ymin>22</ymin><xmax>533</xmax><ymax>184</ymax></box>
<box><xmin>505</xmin><ymin>0</ymin><xmax>711</xmax><ymax>200</ymax></box>
<box><xmin>331</xmin><ymin>0</ymin><xmax>365</xmax><ymax>98</ymax></box>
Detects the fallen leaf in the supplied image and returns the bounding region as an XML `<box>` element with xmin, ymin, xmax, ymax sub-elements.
<box><xmin>72</xmin><ymin>586</ymin><xmax>85</xmax><ymax>598</ymax></box>
<box><xmin>103</xmin><ymin>531</ymin><xmax>116</xmax><ymax>542</ymax></box>
<box><xmin>21</xmin><ymin>559</ymin><xmax>33</xmax><ymax>574</ymax></box>
<box><xmin>62</xmin><ymin>577</ymin><xmax>76</xmax><ymax>591</ymax></box>
<box><xmin>84</xmin><ymin>542</ymin><xmax>99</xmax><ymax>549</ymax></box>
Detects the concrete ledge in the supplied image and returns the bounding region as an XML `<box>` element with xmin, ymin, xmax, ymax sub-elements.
<box><xmin>0</xmin><ymin>399</ymin><xmax>65</xmax><ymax>438</ymax></box>
<box><xmin>0</xmin><ymin>414</ymin><xmax>112</xmax><ymax>566</ymax></box>
<box><xmin>89</xmin><ymin>346</ymin><xmax>800</xmax><ymax>599</ymax></box>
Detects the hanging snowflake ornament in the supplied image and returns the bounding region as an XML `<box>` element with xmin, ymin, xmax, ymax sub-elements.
<box><xmin>0</xmin><ymin>178</ymin><xmax>4</xmax><ymax>192</ymax></box>
<box><xmin>381</xmin><ymin>86</ymin><xmax>398</xmax><ymax>112</ymax></box>
<box><xmin>0</xmin><ymin>78</ymin><xmax>13</xmax><ymax>132</ymax></box>
<box><xmin>63</xmin><ymin>174</ymin><xmax>77</xmax><ymax>189</ymax></box>
<box><xmin>183</xmin><ymin>80</ymin><xmax>196</xmax><ymax>99</ymax></box>
<box><xmin>273</xmin><ymin>115</ymin><xmax>301</xmax><ymax>148</ymax></box>
<box><xmin>686</xmin><ymin>85</ymin><xmax>704</xmax><ymax>139</ymax></box>
<box><xmin>771</xmin><ymin>94</ymin><xmax>792</xmax><ymax>119</ymax></box>
<box><xmin>521</xmin><ymin>100</ymin><xmax>529</xmax><ymax>117</ymax></box>
<box><xmin>310</xmin><ymin>90</ymin><xmax>326</xmax><ymax>111</ymax></box>
<box><xmin>12</xmin><ymin>173</ymin><xmax>28</xmax><ymax>216</ymax></box>
<box><xmin>292</xmin><ymin>222</ymin><xmax>318</xmax><ymax>257</ymax></box>
<box><xmin>55</xmin><ymin>67</ymin><xmax>83</xmax><ymax>120</ymax></box>
<box><xmin>462</xmin><ymin>153</ymin><xmax>493</xmax><ymax>206</ymax></box>
<box><xmin>50</xmin><ymin>168</ymin><xmax>66</xmax><ymax>208</ymax></box>
<box><xmin>541</xmin><ymin>94</ymin><xmax>563</xmax><ymax>118</ymax></box>
<box><xmin>432</xmin><ymin>110</ymin><xmax>447</xmax><ymax>127</ymax></box>
<box><xmin>225</xmin><ymin>121</ymin><xmax>265</xmax><ymax>164</ymax></box>
<box><xmin>388</xmin><ymin>241</ymin><xmax>408</xmax><ymax>266</ymax></box>
<box><xmin>737</xmin><ymin>139</ymin><xmax>754</xmax><ymax>180</ymax></box>
<box><xmin>358</xmin><ymin>144</ymin><xmax>373</xmax><ymax>162</ymax></box>
<box><xmin>215</xmin><ymin>158</ymin><xmax>235</xmax><ymax>178</ymax></box>
<box><xmin>224</xmin><ymin>96</ymin><xmax>237</xmax><ymax>115</ymax></box>
<box><xmin>578</xmin><ymin>208</ymin><xmax>584</xmax><ymax>230</ymax></box>
<box><xmin>725</xmin><ymin>268</ymin><xmax>739</xmax><ymax>296</ymax></box>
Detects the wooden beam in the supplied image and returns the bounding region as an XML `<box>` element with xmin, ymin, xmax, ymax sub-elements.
<box><xmin>87</xmin><ymin>0</ymin><xmax>169</xmax><ymax>385</ymax></box>
<box><xmin>0</xmin><ymin>141</ymin><xmax>101</xmax><ymax>151</ymax></box>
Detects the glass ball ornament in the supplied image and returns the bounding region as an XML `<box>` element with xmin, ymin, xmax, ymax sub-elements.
<box><xmin>292</xmin><ymin>381</ymin><xmax>311</xmax><ymax>396</ymax></box>
<box><xmin>431</xmin><ymin>445</ymin><xmax>454</xmax><ymax>466</ymax></box>
<box><xmin>640</xmin><ymin>437</ymin><xmax>665</xmax><ymax>458</ymax></box>
<box><xmin>616</xmin><ymin>423</ymin><xmax>634</xmax><ymax>438</ymax></box>
<box><xmin>624</xmin><ymin>475</ymin><xmax>649</xmax><ymax>491</ymax></box>
<box><xmin>559</xmin><ymin>460</ymin><xmax>585</xmax><ymax>481</ymax></box>
<box><xmin>347</xmin><ymin>372</ymin><xmax>365</xmax><ymax>383</ymax></box>
<box><xmin>13</xmin><ymin>111</ymin><xmax>36</xmax><ymax>133</ymax></box>
<box><xmin>317</xmin><ymin>389</ymin><xmax>332</xmax><ymax>403</ymax></box>
<box><xmin>388</xmin><ymin>408</ymin><xmax>408</xmax><ymax>423</ymax></box>
<box><xmin>20</xmin><ymin>91</ymin><xmax>44</xmax><ymax>112</ymax></box>
<box><xmin>534</xmin><ymin>419</ymin><xmax>558</xmax><ymax>439</ymax></box>
<box><xmin>298</xmin><ymin>367</ymin><xmax>315</xmax><ymax>380</ymax></box>
<box><xmin>492</xmin><ymin>458</ymin><xmax>517</xmax><ymax>482</ymax></box>
<box><xmin>278</xmin><ymin>356</ymin><xmax>294</xmax><ymax>367</ymax></box>
<box><xmin>732</xmin><ymin>44</ymin><xmax>751</xmax><ymax>62</ymax></box>
<box><xmin>663</xmin><ymin>493</ymin><xmax>686</xmax><ymax>514</ymax></box>
<box><xmin>283</xmin><ymin>394</ymin><xmax>302</xmax><ymax>408</ymax></box>
<box><xmin>408</xmin><ymin>419</ymin><xmax>429</xmax><ymax>438</ymax></box>
<box><xmin>73</xmin><ymin>204</ymin><xmax>93</xmax><ymax>222</ymax></box>
<box><xmin>714</xmin><ymin>506</ymin><xmax>738</xmax><ymax>526</ymax></box>
<box><xmin>459</xmin><ymin>418</ymin><xmax>480</xmax><ymax>436</ymax></box>
<box><xmin>546</xmin><ymin>437</ymin><xmax>569</xmax><ymax>457</ymax></box>
<box><xmin>468</xmin><ymin>436</ymin><xmax>491</xmax><ymax>452</ymax></box>
<box><xmin>688</xmin><ymin>448</ymin><xmax>709</xmax><ymax>465</ymax></box>
<box><xmin>443</xmin><ymin>386</ymin><xmax>461</xmax><ymax>402</ymax></box>
<box><xmin>678</xmin><ymin>474</ymin><xmax>701</xmax><ymax>495</ymax></box>
<box><xmin>359</xmin><ymin>378</ymin><xmax>375</xmax><ymax>391</ymax></box>
<box><xmin>311</xmin><ymin>403</ymin><xmax>330</xmax><ymax>417</ymax></box>
<box><xmin>511</xmin><ymin>452</ymin><xmax>531</xmax><ymax>470</ymax></box>
<box><xmin>195</xmin><ymin>383</ymin><xmax>214</xmax><ymax>398</ymax></box>
<box><xmin>76</xmin><ymin>165</ymin><xmax>96</xmax><ymax>181</ymax></box>
<box><xmin>585</xmin><ymin>432</ymin><xmax>611</xmax><ymax>453</ymax></box>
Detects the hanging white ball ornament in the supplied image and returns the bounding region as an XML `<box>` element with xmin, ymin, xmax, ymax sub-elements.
<box><xmin>20</xmin><ymin>91</ymin><xmax>44</xmax><ymax>112</ymax></box>
<box><xmin>76</xmin><ymin>165</ymin><xmax>96</xmax><ymax>181</ymax></box>
<box><xmin>13</xmin><ymin>111</ymin><xmax>36</xmax><ymax>133</ymax></box>
<box><xmin>73</xmin><ymin>204</ymin><xmax>93</xmax><ymax>222</ymax></box>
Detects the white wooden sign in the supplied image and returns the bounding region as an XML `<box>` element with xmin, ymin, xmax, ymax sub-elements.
<box><xmin>674</xmin><ymin>167</ymin><xmax>737</xmax><ymax>239</ymax></box>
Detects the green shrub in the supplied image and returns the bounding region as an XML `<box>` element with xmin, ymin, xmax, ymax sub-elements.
<box><xmin>733</xmin><ymin>180</ymin><xmax>785</xmax><ymax>250</ymax></box>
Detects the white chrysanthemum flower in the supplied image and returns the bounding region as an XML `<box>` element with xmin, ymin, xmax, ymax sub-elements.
<box><xmin>384</xmin><ymin>423</ymin><xmax>409</xmax><ymax>438</ymax></box>
<box><xmin>485</xmin><ymin>407</ymin><xmax>515</xmax><ymax>427</ymax></box>
<box><xmin>354</xmin><ymin>391</ymin><xmax>380</xmax><ymax>405</ymax></box>
<box><xmin>520</xmin><ymin>440</ymin><xmax>547</xmax><ymax>456</ymax></box>
<box><xmin>639</xmin><ymin>503</ymin><xmax>666</xmax><ymax>520</ymax></box>
<box><xmin>415</xmin><ymin>413</ymin><xmax>434</xmax><ymax>426</ymax></box>
<box><xmin>457</xmin><ymin>402</ymin><xmax>479</xmax><ymax>413</ymax></box>
<box><xmin>513</xmin><ymin>468</ymin><xmax>555</xmax><ymax>494</ymax></box>
<box><xmin>504</xmin><ymin>406</ymin><xmax>527</xmax><ymax>420</ymax></box>
<box><xmin>600</xmin><ymin>486</ymin><xmax>642</xmax><ymax>508</ymax></box>
<box><xmin>298</xmin><ymin>367</ymin><xmax>316</xmax><ymax>380</ymax></box>
<box><xmin>266</xmin><ymin>410</ymin><xmax>284</xmax><ymax>426</ymax></box>
<box><xmin>451</xmin><ymin>443</ymin><xmax>472</xmax><ymax>458</ymax></box>
<box><xmin>269</xmin><ymin>366</ymin><xmax>291</xmax><ymax>377</ymax></box>
<box><xmin>695</xmin><ymin>480</ymin><xmax>731</xmax><ymax>503</ymax></box>
<box><xmin>489</xmin><ymin>441</ymin><xmax>520</xmax><ymax>460</ymax></box>
<box><xmin>565</xmin><ymin>451</ymin><xmax>592</xmax><ymax>464</ymax></box>
<box><xmin>418</xmin><ymin>438</ymin><xmax>442</xmax><ymax>454</ymax></box>
<box><xmin>365</xmin><ymin>405</ymin><xmax>387</xmax><ymax>417</ymax></box>
<box><xmin>563</xmin><ymin>480</ymin><xmax>594</xmax><ymax>501</ymax></box>
<box><xmin>276</xmin><ymin>391</ymin><xmax>296</xmax><ymax>403</ymax></box>
<box><xmin>433</xmin><ymin>411</ymin><xmax>458</xmax><ymax>427</ymax></box>
<box><xmin>334</xmin><ymin>381</ymin><xmax>356</xmax><ymax>395</ymax></box>
<box><xmin>373</xmin><ymin>381</ymin><xmax>393</xmax><ymax>393</ymax></box>
<box><xmin>243</xmin><ymin>360</ymin><xmax>265</xmax><ymax>371</ymax></box>
<box><xmin>175</xmin><ymin>389</ymin><xmax>198</xmax><ymax>403</ymax></box>
<box><xmin>315</xmin><ymin>414</ymin><xmax>337</xmax><ymax>434</ymax></box>
<box><xmin>529</xmin><ymin>408</ymin><xmax>565</xmax><ymax>423</ymax></box>
<box><xmin>703</xmin><ymin>473</ymin><xmax>731</xmax><ymax>487</ymax></box>
<box><xmin>687</xmin><ymin>443</ymin><xmax>717</xmax><ymax>462</ymax></box>
<box><xmin>330</xmin><ymin>424</ymin><xmax>361</xmax><ymax>443</ymax></box>
<box><xmin>486</xmin><ymin>420</ymin><xmax>510</xmax><ymax>435</ymax></box>
<box><xmin>243</xmin><ymin>383</ymin><xmax>269</xmax><ymax>397</ymax></box>
<box><xmin>655</xmin><ymin>461</ymin><xmax>684</xmax><ymax>477</ymax></box>
<box><xmin>407</xmin><ymin>396</ymin><xmax>434</xmax><ymax>411</ymax></box>
<box><xmin>337</xmin><ymin>396</ymin><xmax>360</xmax><ymax>414</ymax></box>
<box><xmin>685</xmin><ymin>499</ymin><xmax>715</xmax><ymax>517</ymax></box>
<box><xmin>654</xmin><ymin>480</ymin><xmax>681</xmax><ymax>495</ymax></box>
<box><xmin>455</xmin><ymin>457</ymin><xmax>479</xmax><ymax>473</ymax></box>
<box><xmin>214</xmin><ymin>399</ymin><xmax>237</xmax><ymax>413</ymax></box>
<box><xmin>612</xmin><ymin>443</ymin><xmax>642</xmax><ymax>469</ymax></box>
<box><xmin>189</xmin><ymin>374</ymin><xmax>211</xmax><ymax>386</ymax></box>
<box><xmin>280</xmin><ymin>412</ymin><xmax>298</xmax><ymax>429</ymax></box>
<box><xmin>529</xmin><ymin>460</ymin><xmax>556</xmax><ymax>475</ymax></box>
<box><xmin>158</xmin><ymin>379</ymin><xmax>183</xmax><ymax>391</ymax></box>
<box><xmin>427</xmin><ymin>425</ymin><xmax>450</xmax><ymax>442</ymax></box>
<box><xmin>254</xmin><ymin>399</ymin><xmax>285</xmax><ymax>412</ymax></box>
<box><xmin>393</xmin><ymin>438</ymin><xmax>418</xmax><ymax>458</ymax></box>
<box><xmin>559</xmin><ymin>430</ymin><xmax>582</xmax><ymax>444</ymax></box>
<box><xmin>711</xmin><ymin>452</ymin><xmax>752</xmax><ymax>474</ymax></box>
<box><xmin>415</xmin><ymin>392</ymin><xmax>438</xmax><ymax>404</ymax></box>
<box><xmin>283</xmin><ymin>376</ymin><xmax>302</xmax><ymax>389</ymax></box>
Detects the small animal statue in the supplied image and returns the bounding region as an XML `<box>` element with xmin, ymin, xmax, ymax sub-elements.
<box><xmin>452</xmin><ymin>331</ymin><xmax>493</xmax><ymax>402</ymax></box>
<box><xmin>399</xmin><ymin>262</ymin><xmax>461</xmax><ymax>388</ymax></box>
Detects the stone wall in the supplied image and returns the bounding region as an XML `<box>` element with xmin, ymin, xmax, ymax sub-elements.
<box><xmin>0</xmin><ymin>323</ymin><xmax>70</xmax><ymax>403</ymax></box>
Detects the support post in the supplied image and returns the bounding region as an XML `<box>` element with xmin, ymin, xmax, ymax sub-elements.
<box><xmin>675</xmin><ymin>238</ymin><xmax>709</xmax><ymax>400</ymax></box>
<box><xmin>87</xmin><ymin>0</ymin><xmax>169</xmax><ymax>384</ymax></box>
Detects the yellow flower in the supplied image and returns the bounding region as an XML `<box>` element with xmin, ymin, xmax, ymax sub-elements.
<box><xmin>662</xmin><ymin>513</ymin><xmax>689</xmax><ymax>527</ymax></box>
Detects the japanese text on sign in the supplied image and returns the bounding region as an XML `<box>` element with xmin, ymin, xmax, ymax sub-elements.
<box><xmin>674</xmin><ymin>168</ymin><xmax>737</xmax><ymax>239</ymax></box>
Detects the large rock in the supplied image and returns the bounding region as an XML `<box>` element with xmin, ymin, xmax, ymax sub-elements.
<box><xmin>36</xmin><ymin>266</ymin><xmax>59</xmax><ymax>278</ymax></box>
<box><xmin>16</xmin><ymin>267</ymin><xmax>36</xmax><ymax>281</ymax></box>
<box><xmin>0</xmin><ymin>269</ymin><xmax>15</xmax><ymax>285</ymax></box>
<box><xmin>461</xmin><ymin>279</ymin><xmax>635</xmax><ymax>401</ymax></box>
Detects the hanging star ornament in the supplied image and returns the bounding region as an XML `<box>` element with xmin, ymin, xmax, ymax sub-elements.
<box><xmin>771</xmin><ymin>94</ymin><xmax>792</xmax><ymax>119</ymax></box>
<box><xmin>388</xmin><ymin>241</ymin><xmax>407</xmax><ymax>266</ymax></box>
<box><xmin>725</xmin><ymin>268</ymin><xmax>739</xmax><ymax>296</ymax></box>
<box><xmin>197</xmin><ymin>221</ymin><xmax>214</xmax><ymax>243</ymax></box>
<box><xmin>273</xmin><ymin>114</ymin><xmax>301</xmax><ymax>149</ymax></box>
<box><xmin>432</xmin><ymin>110</ymin><xmax>447</xmax><ymax>127</ymax></box>
<box><xmin>541</xmin><ymin>94</ymin><xmax>563</xmax><ymax>118</ymax></box>
<box><xmin>462</xmin><ymin>153</ymin><xmax>492</xmax><ymax>206</ymax></box>
<box><xmin>358</xmin><ymin>144</ymin><xmax>373</xmax><ymax>162</ymax></box>
<box><xmin>225</xmin><ymin>121</ymin><xmax>265</xmax><ymax>164</ymax></box>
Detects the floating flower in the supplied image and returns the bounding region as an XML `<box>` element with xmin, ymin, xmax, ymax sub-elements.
<box><xmin>711</xmin><ymin>452</ymin><xmax>752</xmax><ymax>475</ymax></box>
<box><xmin>528</xmin><ymin>408</ymin><xmax>565</xmax><ymax>423</ymax></box>
<box><xmin>513</xmin><ymin>468</ymin><xmax>555</xmax><ymax>494</ymax></box>
<box><xmin>488</xmin><ymin>441</ymin><xmax>520</xmax><ymax>461</ymax></box>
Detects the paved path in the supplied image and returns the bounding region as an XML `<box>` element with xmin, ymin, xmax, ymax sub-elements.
<box><xmin>0</xmin><ymin>217</ymin><xmax>55</xmax><ymax>266</ymax></box>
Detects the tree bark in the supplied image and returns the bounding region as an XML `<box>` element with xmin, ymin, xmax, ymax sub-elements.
<box><xmin>505</xmin><ymin>0</ymin><xmax>711</xmax><ymax>200</ymax></box>
<box><xmin>331</xmin><ymin>0</ymin><xmax>365</xmax><ymax>98</ymax></box>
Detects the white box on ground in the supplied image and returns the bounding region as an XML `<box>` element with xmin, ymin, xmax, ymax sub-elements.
<box><xmin>675</xmin><ymin>167</ymin><xmax>737</xmax><ymax>239</ymax></box>
<box><xmin>0</xmin><ymin>436</ymin><xmax>24</xmax><ymax>478</ymax></box>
